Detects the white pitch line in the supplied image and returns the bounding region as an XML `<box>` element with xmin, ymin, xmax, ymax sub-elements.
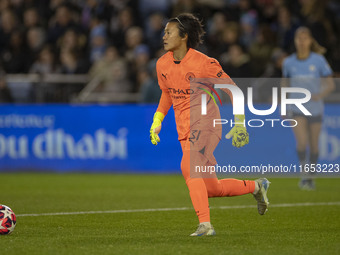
<box><xmin>17</xmin><ymin>207</ymin><xmax>191</xmax><ymax>217</ymax></box>
<box><xmin>17</xmin><ymin>201</ymin><xmax>340</xmax><ymax>217</ymax></box>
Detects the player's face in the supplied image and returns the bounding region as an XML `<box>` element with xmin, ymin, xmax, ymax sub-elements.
<box><xmin>294</xmin><ymin>31</ymin><xmax>312</xmax><ymax>53</ymax></box>
<box><xmin>163</xmin><ymin>22</ymin><xmax>186</xmax><ymax>51</ymax></box>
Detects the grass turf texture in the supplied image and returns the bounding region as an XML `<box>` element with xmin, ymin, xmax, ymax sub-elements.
<box><xmin>0</xmin><ymin>173</ymin><xmax>339</xmax><ymax>255</ymax></box>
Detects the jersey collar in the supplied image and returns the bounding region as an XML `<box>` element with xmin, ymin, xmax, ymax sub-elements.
<box><xmin>171</xmin><ymin>48</ymin><xmax>193</xmax><ymax>64</ymax></box>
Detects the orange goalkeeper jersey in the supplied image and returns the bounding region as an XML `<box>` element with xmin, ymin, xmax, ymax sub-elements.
<box><xmin>156</xmin><ymin>48</ymin><xmax>234</xmax><ymax>141</ymax></box>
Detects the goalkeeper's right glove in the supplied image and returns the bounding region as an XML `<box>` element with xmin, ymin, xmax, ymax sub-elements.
<box><xmin>225</xmin><ymin>114</ymin><xmax>249</xmax><ymax>148</ymax></box>
<box><xmin>150</xmin><ymin>112</ymin><xmax>164</xmax><ymax>145</ymax></box>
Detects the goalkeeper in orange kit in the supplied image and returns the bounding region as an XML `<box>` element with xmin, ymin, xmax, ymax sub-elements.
<box><xmin>150</xmin><ymin>13</ymin><xmax>270</xmax><ymax>236</ymax></box>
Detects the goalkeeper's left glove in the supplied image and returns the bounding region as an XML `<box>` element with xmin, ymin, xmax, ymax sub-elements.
<box><xmin>150</xmin><ymin>112</ymin><xmax>164</xmax><ymax>146</ymax></box>
<box><xmin>225</xmin><ymin>114</ymin><xmax>249</xmax><ymax>148</ymax></box>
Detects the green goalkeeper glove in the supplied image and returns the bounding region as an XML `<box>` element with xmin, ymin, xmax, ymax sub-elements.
<box><xmin>150</xmin><ymin>112</ymin><xmax>164</xmax><ymax>145</ymax></box>
<box><xmin>225</xmin><ymin>114</ymin><xmax>249</xmax><ymax>148</ymax></box>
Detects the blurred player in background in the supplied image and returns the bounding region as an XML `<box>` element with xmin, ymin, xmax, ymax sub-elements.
<box><xmin>149</xmin><ymin>13</ymin><xmax>270</xmax><ymax>236</ymax></box>
<box><xmin>282</xmin><ymin>27</ymin><xmax>335</xmax><ymax>190</ymax></box>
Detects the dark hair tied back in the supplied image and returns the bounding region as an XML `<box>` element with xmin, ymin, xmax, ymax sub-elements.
<box><xmin>169</xmin><ymin>13</ymin><xmax>205</xmax><ymax>49</ymax></box>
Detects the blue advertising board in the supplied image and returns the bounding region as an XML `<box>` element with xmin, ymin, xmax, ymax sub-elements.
<box><xmin>0</xmin><ymin>105</ymin><xmax>181</xmax><ymax>172</ymax></box>
<box><xmin>0</xmin><ymin>104</ymin><xmax>339</xmax><ymax>173</ymax></box>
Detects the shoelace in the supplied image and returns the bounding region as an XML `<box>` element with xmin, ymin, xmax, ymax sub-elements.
<box><xmin>195</xmin><ymin>224</ymin><xmax>205</xmax><ymax>233</ymax></box>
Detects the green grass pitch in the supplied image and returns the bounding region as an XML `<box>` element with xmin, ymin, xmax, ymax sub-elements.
<box><xmin>0</xmin><ymin>173</ymin><xmax>339</xmax><ymax>255</ymax></box>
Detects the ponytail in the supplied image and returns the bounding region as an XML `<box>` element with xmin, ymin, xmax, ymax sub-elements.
<box><xmin>311</xmin><ymin>38</ymin><xmax>326</xmax><ymax>55</ymax></box>
<box><xmin>295</xmin><ymin>26</ymin><xmax>326</xmax><ymax>55</ymax></box>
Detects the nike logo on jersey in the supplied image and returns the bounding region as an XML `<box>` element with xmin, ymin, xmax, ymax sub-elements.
<box><xmin>162</xmin><ymin>73</ymin><xmax>168</xmax><ymax>80</ymax></box>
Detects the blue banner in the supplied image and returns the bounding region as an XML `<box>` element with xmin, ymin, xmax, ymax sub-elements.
<box><xmin>0</xmin><ymin>104</ymin><xmax>339</xmax><ymax>173</ymax></box>
<box><xmin>0</xmin><ymin>105</ymin><xmax>181</xmax><ymax>172</ymax></box>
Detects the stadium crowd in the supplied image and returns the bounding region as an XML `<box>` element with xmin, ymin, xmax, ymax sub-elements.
<box><xmin>0</xmin><ymin>0</ymin><xmax>339</xmax><ymax>103</ymax></box>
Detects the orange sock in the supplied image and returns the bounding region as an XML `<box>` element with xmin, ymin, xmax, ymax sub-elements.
<box><xmin>185</xmin><ymin>178</ymin><xmax>210</xmax><ymax>223</ymax></box>
<box><xmin>181</xmin><ymin>145</ymin><xmax>210</xmax><ymax>223</ymax></box>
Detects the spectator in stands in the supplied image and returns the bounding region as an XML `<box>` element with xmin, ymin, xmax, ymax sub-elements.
<box><xmin>1</xmin><ymin>29</ymin><xmax>28</xmax><ymax>73</ymax></box>
<box><xmin>0</xmin><ymin>71</ymin><xmax>13</xmax><ymax>103</ymax></box>
<box><xmin>219</xmin><ymin>44</ymin><xmax>252</xmax><ymax>100</ymax></box>
<box><xmin>0</xmin><ymin>0</ymin><xmax>10</xmax><ymax>12</ymax></box>
<box><xmin>207</xmin><ymin>12</ymin><xmax>228</xmax><ymax>43</ymax></box>
<box><xmin>172</xmin><ymin>0</ymin><xmax>202</xmax><ymax>17</ymax></box>
<box><xmin>238</xmin><ymin>0</ymin><xmax>258</xmax><ymax>49</ymax></box>
<box><xmin>57</xmin><ymin>28</ymin><xmax>86</xmax><ymax>53</ymax></box>
<box><xmin>59</xmin><ymin>49</ymin><xmax>88</xmax><ymax>74</ymax></box>
<box><xmin>123</xmin><ymin>26</ymin><xmax>150</xmax><ymax>92</ymax></box>
<box><xmin>274</xmin><ymin>5</ymin><xmax>299</xmax><ymax>53</ymax></box>
<box><xmin>80</xmin><ymin>0</ymin><xmax>111</xmax><ymax>29</ymax></box>
<box><xmin>145</xmin><ymin>12</ymin><xmax>165</xmax><ymax>57</ymax></box>
<box><xmin>220</xmin><ymin>44</ymin><xmax>252</xmax><ymax>78</ymax></box>
<box><xmin>222</xmin><ymin>22</ymin><xmax>241</xmax><ymax>46</ymax></box>
<box><xmin>138</xmin><ymin>0</ymin><xmax>170</xmax><ymax>25</ymax></box>
<box><xmin>57</xmin><ymin>28</ymin><xmax>89</xmax><ymax>70</ymax></box>
<box><xmin>249</xmin><ymin>24</ymin><xmax>276</xmax><ymax>76</ymax></box>
<box><xmin>101</xmin><ymin>60</ymin><xmax>132</xmax><ymax>93</ymax></box>
<box><xmin>299</xmin><ymin>0</ymin><xmax>334</xmax><ymax>50</ymax></box>
<box><xmin>254</xmin><ymin>0</ymin><xmax>277</xmax><ymax>24</ymax></box>
<box><xmin>110</xmin><ymin>7</ymin><xmax>135</xmax><ymax>51</ymax></box>
<box><xmin>89</xmin><ymin>15</ymin><xmax>107</xmax><ymax>63</ymax></box>
<box><xmin>47</xmin><ymin>4</ymin><xmax>79</xmax><ymax>43</ymax></box>
<box><xmin>23</xmin><ymin>7</ymin><xmax>41</xmax><ymax>29</ymax></box>
<box><xmin>59</xmin><ymin>48</ymin><xmax>88</xmax><ymax>102</ymax></box>
<box><xmin>206</xmin><ymin>12</ymin><xmax>228</xmax><ymax>57</ymax></box>
<box><xmin>130</xmin><ymin>44</ymin><xmax>151</xmax><ymax>92</ymax></box>
<box><xmin>0</xmin><ymin>9</ymin><xmax>18</xmax><ymax>51</ymax></box>
<box><xmin>30</xmin><ymin>45</ymin><xmax>60</xmax><ymax>74</ymax></box>
<box><xmin>44</xmin><ymin>0</ymin><xmax>68</xmax><ymax>22</ymax></box>
<box><xmin>134</xmin><ymin>45</ymin><xmax>151</xmax><ymax>75</ymax></box>
<box><xmin>29</xmin><ymin>45</ymin><xmax>60</xmax><ymax>102</ymax></box>
<box><xmin>124</xmin><ymin>26</ymin><xmax>145</xmax><ymax>63</ymax></box>
<box><xmin>49</xmin><ymin>0</ymin><xmax>67</xmax><ymax>11</ymax></box>
<box><xmin>26</xmin><ymin>27</ymin><xmax>46</xmax><ymax>67</ymax></box>
<box><xmin>139</xmin><ymin>59</ymin><xmax>161</xmax><ymax>103</ymax></box>
<box><xmin>89</xmin><ymin>45</ymin><xmax>132</xmax><ymax>93</ymax></box>
<box><xmin>210</xmin><ymin>21</ymin><xmax>241</xmax><ymax>59</ymax></box>
<box><xmin>89</xmin><ymin>45</ymin><xmax>120</xmax><ymax>79</ymax></box>
<box><xmin>262</xmin><ymin>47</ymin><xmax>287</xmax><ymax>78</ymax></box>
